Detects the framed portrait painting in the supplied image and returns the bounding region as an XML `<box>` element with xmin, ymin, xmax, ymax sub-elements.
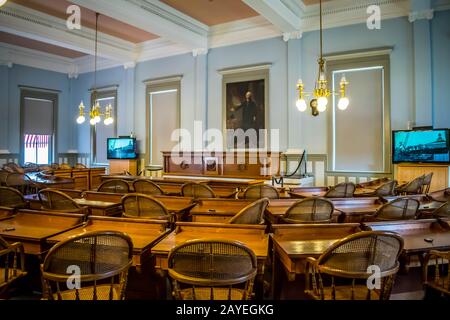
<box><xmin>222</xmin><ymin>66</ymin><xmax>269</xmax><ymax>150</ymax></box>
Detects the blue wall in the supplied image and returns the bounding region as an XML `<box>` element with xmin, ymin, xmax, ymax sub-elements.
<box><xmin>2</xmin><ymin>11</ymin><xmax>449</xmax><ymax>167</ymax></box>
<box><xmin>0</xmin><ymin>64</ymin><xmax>74</xmax><ymax>156</ymax></box>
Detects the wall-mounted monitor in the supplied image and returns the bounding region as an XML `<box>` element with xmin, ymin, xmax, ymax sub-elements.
<box><xmin>107</xmin><ymin>138</ymin><xmax>138</xmax><ymax>160</ymax></box>
<box><xmin>392</xmin><ymin>129</ymin><xmax>450</xmax><ymax>164</ymax></box>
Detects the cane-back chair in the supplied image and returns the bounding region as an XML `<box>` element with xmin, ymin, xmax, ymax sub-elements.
<box><xmin>427</xmin><ymin>188</ymin><xmax>450</xmax><ymax>203</ymax></box>
<box><xmin>281</xmin><ymin>198</ymin><xmax>334</xmax><ymax>224</ymax></box>
<box><xmin>396</xmin><ymin>175</ymin><xmax>425</xmax><ymax>195</ymax></box>
<box><xmin>168</xmin><ymin>240</ymin><xmax>258</xmax><ymax>300</ymax></box>
<box><xmin>420</xmin><ymin>173</ymin><xmax>433</xmax><ymax>194</ymax></box>
<box><xmin>325</xmin><ymin>182</ymin><xmax>355</xmax><ymax>198</ymax></box>
<box><xmin>0</xmin><ymin>187</ymin><xmax>28</xmax><ymax>209</ymax></box>
<box><xmin>74</xmin><ymin>163</ymin><xmax>87</xmax><ymax>169</ymax></box>
<box><xmin>242</xmin><ymin>185</ymin><xmax>280</xmax><ymax>199</ymax></box>
<box><xmin>38</xmin><ymin>189</ymin><xmax>84</xmax><ymax>213</ymax></box>
<box><xmin>41</xmin><ymin>231</ymin><xmax>133</xmax><ymax>300</ymax></box>
<box><xmin>305</xmin><ymin>231</ymin><xmax>404</xmax><ymax>300</ymax></box>
<box><xmin>423</xmin><ymin>250</ymin><xmax>450</xmax><ymax>297</ymax></box>
<box><xmin>5</xmin><ymin>173</ymin><xmax>37</xmax><ymax>195</ymax></box>
<box><xmin>229</xmin><ymin>198</ymin><xmax>269</xmax><ymax>225</ymax></box>
<box><xmin>97</xmin><ymin>179</ymin><xmax>130</xmax><ymax>193</ymax></box>
<box><xmin>133</xmin><ymin>180</ymin><xmax>164</xmax><ymax>196</ymax></box>
<box><xmin>0</xmin><ymin>170</ymin><xmax>9</xmax><ymax>186</ymax></box>
<box><xmin>121</xmin><ymin>193</ymin><xmax>171</xmax><ymax>220</ymax></box>
<box><xmin>181</xmin><ymin>182</ymin><xmax>216</xmax><ymax>199</ymax></box>
<box><xmin>431</xmin><ymin>201</ymin><xmax>450</xmax><ymax>219</ymax></box>
<box><xmin>0</xmin><ymin>236</ymin><xmax>27</xmax><ymax>294</ymax></box>
<box><xmin>370</xmin><ymin>198</ymin><xmax>420</xmax><ymax>221</ymax></box>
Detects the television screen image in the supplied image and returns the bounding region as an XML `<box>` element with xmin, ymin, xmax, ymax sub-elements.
<box><xmin>393</xmin><ymin>129</ymin><xmax>450</xmax><ymax>163</ymax></box>
<box><xmin>107</xmin><ymin>138</ymin><xmax>138</xmax><ymax>160</ymax></box>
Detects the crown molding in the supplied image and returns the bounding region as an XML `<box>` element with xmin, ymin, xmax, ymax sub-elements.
<box><xmin>408</xmin><ymin>9</ymin><xmax>434</xmax><ymax>22</ymax></box>
<box><xmin>218</xmin><ymin>63</ymin><xmax>272</xmax><ymax>75</ymax></box>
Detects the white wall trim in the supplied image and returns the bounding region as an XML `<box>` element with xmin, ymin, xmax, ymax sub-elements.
<box><xmin>143</xmin><ymin>75</ymin><xmax>183</xmax><ymax>86</ymax></box>
<box><xmin>218</xmin><ymin>63</ymin><xmax>272</xmax><ymax>75</ymax></box>
<box><xmin>324</xmin><ymin>47</ymin><xmax>393</xmax><ymax>61</ymax></box>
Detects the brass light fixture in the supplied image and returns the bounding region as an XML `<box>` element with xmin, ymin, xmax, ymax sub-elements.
<box><xmin>76</xmin><ymin>13</ymin><xmax>114</xmax><ymax>126</ymax></box>
<box><xmin>296</xmin><ymin>0</ymin><xmax>349</xmax><ymax>116</ymax></box>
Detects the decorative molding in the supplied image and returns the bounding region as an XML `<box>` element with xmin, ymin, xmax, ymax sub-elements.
<box><xmin>88</xmin><ymin>85</ymin><xmax>119</xmax><ymax>93</ymax></box>
<box><xmin>143</xmin><ymin>75</ymin><xmax>183</xmax><ymax>86</ymax></box>
<box><xmin>324</xmin><ymin>47</ymin><xmax>393</xmax><ymax>61</ymax></box>
<box><xmin>192</xmin><ymin>48</ymin><xmax>208</xmax><ymax>57</ymax></box>
<box><xmin>123</xmin><ymin>61</ymin><xmax>136</xmax><ymax>69</ymax></box>
<box><xmin>0</xmin><ymin>150</ymin><xmax>11</xmax><ymax>154</ymax></box>
<box><xmin>218</xmin><ymin>63</ymin><xmax>272</xmax><ymax>75</ymax></box>
<box><xmin>282</xmin><ymin>30</ymin><xmax>303</xmax><ymax>42</ymax></box>
<box><xmin>408</xmin><ymin>9</ymin><xmax>434</xmax><ymax>22</ymax></box>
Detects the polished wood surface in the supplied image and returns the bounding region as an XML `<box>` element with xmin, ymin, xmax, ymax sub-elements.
<box><xmin>0</xmin><ymin>210</ymin><xmax>84</xmax><ymax>255</ymax></box>
<box><xmin>289</xmin><ymin>186</ymin><xmax>377</xmax><ymax>198</ymax></box>
<box><xmin>47</xmin><ymin>216</ymin><xmax>170</xmax><ymax>267</ymax></box>
<box><xmin>27</xmin><ymin>172</ymin><xmax>75</xmax><ymax>189</ymax></box>
<box><xmin>271</xmin><ymin>223</ymin><xmax>362</xmax><ymax>280</ymax></box>
<box><xmin>162</xmin><ymin>151</ymin><xmax>281</xmax><ymax>179</ymax></box>
<box><xmin>363</xmin><ymin>219</ymin><xmax>450</xmax><ymax>253</ymax></box>
<box><xmin>190</xmin><ymin>199</ymin><xmax>253</xmax><ymax>223</ymax></box>
<box><xmin>396</xmin><ymin>164</ymin><xmax>449</xmax><ymax>192</ymax></box>
<box><xmin>109</xmin><ymin>159</ymin><xmax>138</xmax><ymax>176</ymax></box>
<box><xmin>73</xmin><ymin>198</ymin><xmax>122</xmax><ymax>216</ymax></box>
<box><xmin>151</xmin><ymin>222</ymin><xmax>268</xmax><ymax>274</ymax></box>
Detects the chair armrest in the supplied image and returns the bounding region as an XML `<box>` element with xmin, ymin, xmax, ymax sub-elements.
<box><xmin>0</xmin><ymin>241</ymin><xmax>26</xmax><ymax>272</ymax></box>
<box><xmin>422</xmin><ymin>250</ymin><xmax>450</xmax><ymax>284</ymax></box>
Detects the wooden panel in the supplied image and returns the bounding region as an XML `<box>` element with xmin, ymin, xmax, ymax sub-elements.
<box><xmin>396</xmin><ymin>164</ymin><xmax>449</xmax><ymax>192</ymax></box>
<box><xmin>109</xmin><ymin>160</ymin><xmax>138</xmax><ymax>176</ymax></box>
<box><xmin>72</xmin><ymin>169</ymin><xmax>90</xmax><ymax>190</ymax></box>
<box><xmin>89</xmin><ymin>168</ymin><xmax>106</xmax><ymax>190</ymax></box>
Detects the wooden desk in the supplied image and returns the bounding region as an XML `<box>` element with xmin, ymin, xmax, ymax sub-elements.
<box><xmin>0</xmin><ymin>206</ymin><xmax>14</xmax><ymax>220</ymax></box>
<box><xmin>151</xmin><ymin>222</ymin><xmax>268</xmax><ymax>275</ymax></box>
<box><xmin>27</xmin><ymin>172</ymin><xmax>75</xmax><ymax>190</ymax></box>
<box><xmin>24</xmin><ymin>191</ymin><xmax>83</xmax><ymax>210</ymax></box>
<box><xmin>0</xmin><ymin>210</ymin><xmax>84</xmax><ymax>256</ymax></box>
<box><xmin>190</xmin><ymin>199</ymin><xmax>253</xmax><ymax>223</ymax></box>
<box><xmin>290</xmin><ymin>187</ymin><xmax>378</xmax><ymax>198</ymax></box>
<box><xmin>73</xmin><ymin>198</ymin><xmax>122</xmax><ymax>217</ymax></box>
<box><xmin>363</xmin><ymin>219</ymin><xmax>450</xmax><ymax>254</ymax></box>
<box><xmin>271</xmin><ymin>223</ymin><xmax>362</xmax><ymax>281</ymax></box>
<box><xmin>47</xmin><ymin>216</ymin><xmax>170</xmax><ymax>268</ymax></box>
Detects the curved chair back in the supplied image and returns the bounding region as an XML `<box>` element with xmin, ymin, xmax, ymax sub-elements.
<box><xmin>133</xmin><ymin>180</ymin><xmax>164</xmax><ymax>196</ymax></box>
<box><xmin>281</xmin><ymin>198</ymin><xmax>334</xmax><ymax>224</ymax></box>
<box><xmin>58</xmin><ymin>163</ymin><xmax>72</xmax><ymax>170</ymax></box>
<box><xmin>305</xmin><ymin>231</ymin><xmax>403</xmax><ymax>300</ymax></box>
<box><xmin>121</xmin><ymin>193</ymin><xmax>170</xmax><ymax>220</ymax></box>
<box><xmin>421</xmin><ymin>173</ymin><xmax>433</xmax><ymax>194</ymax></box>
<box><xmin>181</xmin><ymin>182</ymin><xmax>216</xmax><ymax>199</ymax></box>
<box><xmin>0</xmin><ymin>170</ymin><xmax>9</xmax><ymax>186</ymax></box>
<box><xmin>38</xmin><ymin>189</ymin><xmax>81</xmax><ymax>212</ymax></box>
<box><xmin>229</xmin><ymin>198</ymin><xmax>269</xmax><ymax>225</ymax></box>
<box><xmin>74</xmin><ymin>163</ymin><xmax>87</xmax><ymax>169</ymax></box>
<box><xmin>97</xmin><ymin>179</ymin><xmax>130</xmax><ymax>193</ymax></box>
<box><xmin>5</xmin><ymin>173</ymin><xmax>37</xmax><ymax>195</ymax></box>
<box><xmin>375</xmin><ymin>180</ymin><xmax>397</xmax><ymax>197</ymax></box>
<box><xmin>41</xmin><ymin>231</ymin><xmax>133</xmax><ymax>300</ymax></box>
<box><xmin>3</xmin><ymin>162</ymin><xmax>23</xmax><ymax>173</ymax></box>
<box><xmin>0</xmin><ymin>236</ymin><xmax>27</xmax><ymax>291</ymax></box>
<box><xmin>22</xmin><ymin>162</ymin><xmax>39</xmax><ymax>173</ymax></box>
<box><xmin>242</xmin><ymin>185</ymin><xmax>279</xmax><ymax>199</ymax></box>
<box><xmin>0</xmin><ymin>187</ymin><xmax>27</xmax><ymax>209</ymax></box>
<box><xmin>325</xmin><ymin>182</ymin><xmax>355</xmax><ymax>198</ymax></box>
<box><xmin>374</xmin><ymin>197</ymin><xmax>420</xmax><ymax>221</ymax></box>
<box><xmin>168</xmin><ymin>239</ymin><xmax>257</xmax><ymax>300</ymax></box>
<box><xmin>396</xmin><ymin>175</ymin><xmax>424</xmax><ymax>195</ymax></box>
<box><xmin>432</xmin><ymin>201</ymin><xmax>450</xmax><ymax>219</ymax></box>
<box><xmin>427</xmin><ymin>188</ymin><xmax>450</xmax><ymax>202</ymax></box>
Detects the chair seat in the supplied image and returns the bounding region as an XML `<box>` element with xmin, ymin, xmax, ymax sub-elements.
<box><xmin>52</xmin><ymin>284</ymin><xmax>123</xmax><ymax>300</ymax></box>
<box><xmin>178</xmin><ymin>287</ymin><xmax>247</xmax><ymax>300</ymax></box>
<box><xmin>0</xmin><ymin>268</ymin><xmax>27</xmax><ymax>289</ymax></box>
<box><xmin>306</xmin><ymin>285</ymin><xmax>382</xmax><ymax>300</ymax></box>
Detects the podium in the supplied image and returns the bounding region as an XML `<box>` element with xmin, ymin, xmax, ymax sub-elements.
<box><xmin>109</xmin><ymin>159</ymin><xmax>138</xmax><ymax>176</ymax></box>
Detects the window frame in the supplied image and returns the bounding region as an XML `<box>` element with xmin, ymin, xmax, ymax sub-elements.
<box><xmin>19</xmin><ymin>88</ymin><xmax>58</xmax><ymax>165</ymax></box>
<box><xmin>90</xmin><ymin>89</ymin><xmax>117</xmax><ymax>166</ymax></box>
<box><xmin>326</xmin><ymin>54</ymin><xmax>392</xmax><ymax>174</ymax></box>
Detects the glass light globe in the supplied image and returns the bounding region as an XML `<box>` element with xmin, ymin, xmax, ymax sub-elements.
<box><xmin>90</xmin><ymin>118</ymin><xmax>96</xmax><ymax>125</ymax></box>
<box><xmin>94</xmin><ymin>116</ymin><xmax>101</xmax><ymax>123</ymax></box>
<box><xmin>76</xmin><ymin>115</ymin><xmax>85</xmax><ymax>124</ymax></box>
<box><xmin>317</xmin><ymin>97</ymin><xmax>328</xmax><ymax>112</ymax></box>
<box><xmin>296</xmin><ymin>99</ymin><xmax>307</xmax><ymax>112</ymax></box>
<box><xmin>338</xmin><ymin>97</ymin><xmax>349</xmax><ymax>110</ymax></box>
<box><xmin>0</xmin><ymin>0</ymin><xmax>7</xmax><ymax>7</ymax></box>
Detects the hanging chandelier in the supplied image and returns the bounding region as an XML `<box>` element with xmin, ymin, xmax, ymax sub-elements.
<box><xmin>76</xmin><ymin>13</ymin><xmax>114</xmax><ymax>126</ymax></box>
<box><xmin>296</xmin><ymin>0</ymin><xmax>349</xmax><ymax>116</ymax></box>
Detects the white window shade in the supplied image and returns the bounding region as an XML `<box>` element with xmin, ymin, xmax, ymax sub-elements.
<box><xmin>23</xmin><ymin>98</ymin><xmax>54</xmax><ymax>135</ymax></box>
<box><xmin>332</xmin><ymin>67</ymin><xmax>385</xmax><ymax>172</ymax></box>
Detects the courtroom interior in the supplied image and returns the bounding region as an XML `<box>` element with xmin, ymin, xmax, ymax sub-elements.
<box><xmin>0</xmin><ymin>0</ymin><xmax>450</xmax><ymax>303</ymax></box>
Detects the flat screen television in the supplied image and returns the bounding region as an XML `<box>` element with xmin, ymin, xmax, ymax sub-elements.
<box><xmin>392</xmin><ymin>129</ymin><xmax>450</xmax><ymax>164</ymax></box>
<box><xmin>107</xmin><ymin>138</ymin><xmax>138</xmax><ymax>160</ymax></box>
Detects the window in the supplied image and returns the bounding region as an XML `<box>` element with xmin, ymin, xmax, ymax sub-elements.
<box><xmin>91</xmin><ymin>90</ymin><xmax>117</xmax><ymax>165</ymax></box>
<box><xmin>145</xmin><ymin>78</ymin><xmax>181</xmax><ymax>166</ymax></box>
<box><xmin>327</xmin><ymin>54</ymin><xmax>391</xmax><ymax>173</ymax></box>
<box><xmin>20</xmin><ymin>91</ymin><xmax>57</xmax><ymax>165</ymax></box>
